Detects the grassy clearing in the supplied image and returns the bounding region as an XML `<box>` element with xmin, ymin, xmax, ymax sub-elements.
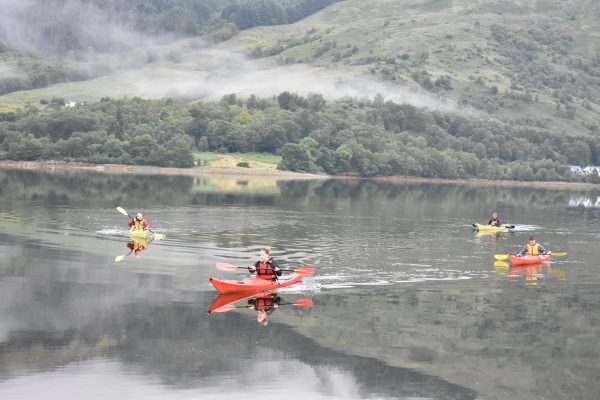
<box><xmin>193</xmin><ymin>152</ymin><xmax>281</xmax><ymax>170</ymax></box>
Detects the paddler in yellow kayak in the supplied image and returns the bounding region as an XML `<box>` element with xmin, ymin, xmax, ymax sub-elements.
<box><xmin>248</xmin><ymin>246</ymin><xmax>282</xmax><ymax>280</ymax></box>
<box><xmin>517</xmin><ymin>235</ymin><xmax>551</xmax><ymax>257</ymax></box>
<box><xmin>488</xmin><ymin>212</ymin><xmax>501</xmax><ymax>226</ymax></box>
<box><xmin>128</xmin><ymin>212</ymin><xmax>150</xmax><ymax>232</ymax></box>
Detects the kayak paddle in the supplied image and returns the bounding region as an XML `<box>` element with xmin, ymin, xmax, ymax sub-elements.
<box><xmin>117</xmin><ymin>206</ymin><xmax>165</xmax><ymax>240</ymax></box>
<box><xmin>115</xmin><ymin>251</ymin><xmax>133</xmax><ymax>262</ymax></box>
<box><xmin>494</xmin><ymin>252</ymin><xmax>567</xmax><ymax>261</ymax></box>
<box><xmin>494</xmin><ymin>261</ymin><xmax>509</xmax><ymax>268</ymax></box>
<box><xmin>211</xmin><ymin>299</ymin><xmax>314</xmax><ymax>313</ymax></box>
<box><xmin>216</xmin><ymin>262</ymin><xmax>314</xmax><ymax>275</ymax></box>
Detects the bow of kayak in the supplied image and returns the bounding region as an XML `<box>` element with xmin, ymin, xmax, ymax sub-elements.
<box><xmin>209</xmin><ymin>268</ymin><xmax>315</xmax><ymax>294</ymax></box>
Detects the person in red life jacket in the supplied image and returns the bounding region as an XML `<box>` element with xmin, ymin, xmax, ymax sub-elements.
<box><xmin>247</xmin><ymin>293</ymin><xmax>281</xmax><ymax>326</ymax></box>
<box><xmin>248</xmin><ymin>246</ymin><xmax>281</xmax><ymax>280</ymax></box>
<box><xmin>126</xmin><ymin>238</ymin><xmax>147</xmax><ymax>257</ymax></box>
<box><xmin>128</xmin><ymin>212</ymin><xmax>149</xmax><ymax>231</ymax></box>
<box><xmin>488</xmin><ymin>212</ymin><xmax>501</xmax><ymax>226</ymax></box>
<box><xmin>518</xmin><ymin>235</ymin><xmax>551</xmax><ymax>257</ymax></box>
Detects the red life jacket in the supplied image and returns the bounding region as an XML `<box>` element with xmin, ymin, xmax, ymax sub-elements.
<box><xmin>255</xmin><ymin>258</ymin><xmax>277</xmax><ymax>279</ymax></box>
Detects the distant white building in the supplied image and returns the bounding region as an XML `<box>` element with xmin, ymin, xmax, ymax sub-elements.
<box><xmin>583</xmin><ymin>166</ymin><xmax>600</xmax><ymax>175</ymax></box>
<box><xmin>65</xmin><ymin>101</ymin><xmax>77</xmax><ymax>108</ymax></box>
<box><xmin>569</xmin><ymin>165</ymin><xmax>584</xmax><ymax>174</ymax></box>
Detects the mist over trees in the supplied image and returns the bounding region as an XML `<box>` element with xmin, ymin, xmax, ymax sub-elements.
<box><xmin>1</xmin><ymin>93</ymin><xmax>598</xmax><ymax>182</ymax></box>
<box><xmin>0</xmin><ymin>0</ymin><xmax>342</xmax><ymax>94</ymax></box>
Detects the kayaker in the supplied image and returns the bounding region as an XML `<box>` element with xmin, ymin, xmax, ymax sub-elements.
<box><xmin>488</xmin><ymin>212</ymin><xmax>501</xmax><ymax>226</ymax></box>
<box><xmin>248</xmin><ymin>246</ymin><xmax>282</xmax><ymax>280</ymax></box>
<box><xmin>128</xmin><ymin>212</ymin><xmax>149</xmax><ymax>231</ymax></box>
<box><xmin>518</xmin><ymin>235</ymin><xmax>551</xmax><ymax>257</ymax></box>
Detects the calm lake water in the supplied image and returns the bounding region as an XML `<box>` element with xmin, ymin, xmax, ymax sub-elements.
<box><xmin>1</xmin><ymin>168</ymin><xmax>600</xmax><ymax>400</ymax></box>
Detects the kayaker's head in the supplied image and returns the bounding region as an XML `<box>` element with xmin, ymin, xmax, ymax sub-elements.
<box><xmin>134</xmin><ymin>249</ymin><xmax>142</xmax><ymax>257</ymax></box>
<box><xmin>528</xmin><ymin>235</ymin><xmax>536</xmax><ymax>245</ymax></box>
<box><xmin>492</xmin><ymin>212</ymin><xmax>498</xmax><ymax>220</ymax></box>
<box><xmin>135</xmin><ymin>213</ymin><xmax>143</xmax><ymax>221</ymax></box>
<box><xmin>259</xmin><ymin>246</ymin><xmax>271</xmax><ymax>262</ymax></box>
<box><xmin>257</xmin><ymin>310</ymin><xmax>268</xmax><ymax>326</ymax></box>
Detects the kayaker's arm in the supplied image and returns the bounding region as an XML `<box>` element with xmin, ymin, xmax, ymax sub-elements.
<box><xmin>538</xmin><ymin>244</ymin><xmax>550</xmax><ymax>255</ymax></box>
<box><xmin>248</xmin><ymin>262</ymin><xmax>258</xmax><ymax>273</ymax></box>
<box><xmin>270</xmin><ymin>259</ymin><xmax>282</xmax><ymax>276</ymax></box>
<box><xmin>517</xmin><ymin>245</ymin><xmax>527</xmax><ymax>257</ymax></box>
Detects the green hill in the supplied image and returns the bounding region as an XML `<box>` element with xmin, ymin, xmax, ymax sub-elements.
<box><xmin>2</xmin><ymin>0</ymin><xmax>600</xmax><ymax>180</ymax></box>
<box><xmin>221</xmin><ymin>0</ymin><xmax>600</xmax><ymax>137</ymax></box>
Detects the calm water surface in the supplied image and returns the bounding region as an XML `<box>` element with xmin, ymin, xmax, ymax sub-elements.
<box><xmin>1</xmin><ymin>169</ymin><xmax>600</xmax><ymax>400</ymax></box>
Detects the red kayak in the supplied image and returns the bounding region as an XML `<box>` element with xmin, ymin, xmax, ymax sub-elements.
<box><xmin>508</xmin><ymin>254</ymin><xmax>551</xmax><ymax>266</ymax></box>
<box><xmin>209</xmin><ymin>268</ymin><xmax>315</xmax><ymax>294</ymax></box>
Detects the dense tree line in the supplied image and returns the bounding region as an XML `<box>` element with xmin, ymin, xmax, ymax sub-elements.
<box><xmin>1</xmin><ymin>93</ymin><xmax>599</xmax><ymax>182</ymax></box>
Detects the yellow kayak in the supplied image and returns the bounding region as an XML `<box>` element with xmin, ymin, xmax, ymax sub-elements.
<box><xmin>130</xmin><ymin>229</ymin><xmax>151</xmax><ymax>240</ymax></box>
<box><xmin>473</xmin><ymin>223</ymin><xmax>511</xmax><ymax>233</ymax></box>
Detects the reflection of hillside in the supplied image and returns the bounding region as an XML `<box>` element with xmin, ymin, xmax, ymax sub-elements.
<box><xmin>275</xmin><ymin>284</ymin><xmax>600</xmax><ymax>400</ymax></box>
<box><xmin>0</xmin><ymin>298</ymin><xmax>475</xmax><ymax>400</ymax></box>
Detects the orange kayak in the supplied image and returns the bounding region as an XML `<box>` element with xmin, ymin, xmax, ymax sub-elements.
<box><xmin>508</xmin><ymin>254</ymin><xmax>551</xmax><ymax>266</ymax></box>
<box><xmin>209</xmin><ymin>268</ymin><xmax>315</xmax><ymax>294</ymax></box>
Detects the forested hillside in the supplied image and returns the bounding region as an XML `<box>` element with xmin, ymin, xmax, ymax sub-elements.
<box><xmin>2</xmin><ymin>0</ymin><xmax>600</xmax><ymax>181</ymax></box>
<box><xmin>1</xmin><ymin>94</ymin><xmax>599</xmax><ymax>182</ymax></box>
<box><xmin>226</xmin><ymin>0</ymin><xmax>600</xmax><ymax>138</ymax></box>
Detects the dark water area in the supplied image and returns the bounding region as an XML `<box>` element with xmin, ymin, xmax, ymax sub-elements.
<box><xmin>1</xmin><ymin>168</ymin><xmax>600</xmax><ymax>399</ymax></box>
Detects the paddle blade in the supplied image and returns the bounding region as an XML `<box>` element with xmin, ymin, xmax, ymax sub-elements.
<box><xmin>115</xmin><ymin>255</ymin><xmax>126</xmax><ymax>262</ymax></box>
<box><xmin>494</xmin><ymin>254</ymin><xmax>509</xmax><ymax>261</ymax></box>
<box><xmin>295</xmin><ymin>267</ymin><xmax>316</xmax><ymax>276</ymax></box>
<box><xmin>116</xmin><ymin>206</ymin><xmax>129</xmax><ymax>216</ymax></box>
<box><xmin>216</xmin><ymin>262</ymin><xmax>241</xmax><ymax>271</ymax></box>
<box><xmin>494</xmin><ymin>261</ymin><xmax>509</xmax><ymax>268</ymax></box>
<box><xmin>293</xmin><ymin>299</ymin><xmax>313</xmax><ymax>308</ymax></box>
<box><xmin>505</xmin><ymin>225</ymin><xmax>515</xmax><ymax>229</ymax></box>
<box><xmin>553</xmin><ymin>252</ymin><xmax>567</xmax><ymax>257</ymax></box>
<box><xmin>152</xmin><ymin>233</ymin><xmax>165</xmax><ymax>241</ymax></box>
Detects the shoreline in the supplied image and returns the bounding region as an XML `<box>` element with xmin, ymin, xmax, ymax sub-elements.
<box><xmin>0</xmin><ymin>160</ymin><xmax>325</xmax><ymax>180</ymax></box>
<box><xmin>1</xmin><ymin>160</ymin><xmax>599</xmax><ymax>189</ymax></box>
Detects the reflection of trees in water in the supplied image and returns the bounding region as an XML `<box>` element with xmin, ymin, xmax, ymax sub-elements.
<box><xmin>278</xmin><ymin>180</ymin><xmax>588</xmax><ymax>209</ymax></box>
<box><xmin>0</xmin><ymin>169</ymin><xmax>194</xmax><ymax>209</ymax></box>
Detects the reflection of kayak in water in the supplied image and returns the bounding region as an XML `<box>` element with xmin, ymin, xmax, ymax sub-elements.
<box><xmin>208</xmin><ymin>291</ymin><xmax>313</xmax><ymax>314</ymax></box>
<box><xmin>508</xmin><ymin>254</ymin><xmax>551</xmax><ymax>266</ymax></box>
<box><xmin>208</xmin><ymin>291</ymin><xmax>279</xmax><ymax>314</ymax></box>
<box><xmin>209</xmin><ymin>268</ymin><xmax>315</xmax><ymax>294</ymax></box>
